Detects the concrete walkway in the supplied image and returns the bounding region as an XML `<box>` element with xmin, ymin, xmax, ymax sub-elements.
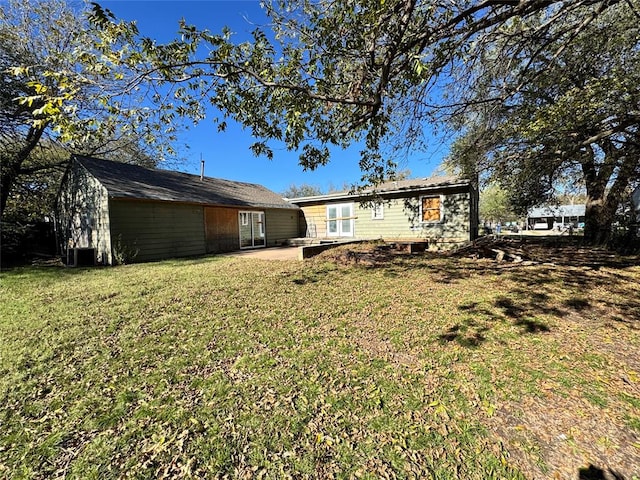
<box><xmin>220</xmin><ymin>246</ymin><xmax>301</xmax><ymax>260</ymax></box>
<box><xmin>222</xmin><ymin>239</ymin><xmax>367</xmax><ymax>261</ymax></box>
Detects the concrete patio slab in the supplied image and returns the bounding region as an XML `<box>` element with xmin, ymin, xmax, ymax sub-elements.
<box><xmin>220</xmin><ymin>246</ymin><xmax>301</xmax><ymax>260</ymax></box>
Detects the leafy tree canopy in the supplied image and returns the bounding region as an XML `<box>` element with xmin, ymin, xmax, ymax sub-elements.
<box><xmin>82</xmin><ymin>0</ymin><xmax>623</xmax><ymax>188</ymax></box>
<box><xmin>281</xmin><ymin>183</ymin><xmax>324</xmax><ymax>198</ymax></box>
<box><xmin>8</xmin><ymin>0</ymin><xmax>635</xmax><ymax>246</ymax></box>
<box><xmin>0</xmin><ymin>0</ymin><xmax>176</xmax><ymax>218</ymax></box>
<box><xmin>479</xmin><ymin>184</ymin><xmax>517</xmax><ymax>224</ymax></box>
<box><xmin>446</xmin><ymin>1</ymin><xmax>640</xmax><ymax>243</ymax></box>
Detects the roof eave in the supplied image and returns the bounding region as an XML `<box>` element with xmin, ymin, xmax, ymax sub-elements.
<box><xmin>108</xmin><ymin>195</ymin><xmax>299</xmax><ymax>210</ymax></box>
<box><xmin>288</xmin><ymin>181</ymin><xmax>471</xmax><ymax>205</ymax></box>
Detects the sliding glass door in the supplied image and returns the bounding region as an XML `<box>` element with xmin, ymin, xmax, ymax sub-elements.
<box><xmin>239</xmin><ymin>211</ymin><xmax>265</xmax><ymax>248</ymax></box>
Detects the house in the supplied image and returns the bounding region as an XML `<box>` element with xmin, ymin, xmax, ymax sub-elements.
<box><xmin>526</xmin><ymin>204</ymin><xmax>586</xmax><ymax>230</ymax></box>
<box><xmin>57</xmin><ymin>155</ymin><xmax>299</xmax><ymax>264</ymax></box>
<box><xmin>288</xmin><ymin>176</ymin><xmax>478</xmax><ymax>249</ymax></box>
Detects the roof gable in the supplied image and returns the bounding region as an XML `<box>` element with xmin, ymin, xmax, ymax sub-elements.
<box><xmin>74</xmin><ymin>156</ymin><xmax>297</xmax><ymax>210</ymax></box>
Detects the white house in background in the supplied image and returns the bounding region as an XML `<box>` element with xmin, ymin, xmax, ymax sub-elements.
<box><xmin>526</xmin><ymin>204</ymin><xmax>586</xmax><ymax>230</ymax></box>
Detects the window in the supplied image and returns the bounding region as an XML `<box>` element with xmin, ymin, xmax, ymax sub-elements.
<box><xmin>258</xmin><ymin>213</ymin><xmax>265</xmax><ymax>237</ymax></box>
<box><xmin>371</xmin><ymin>202</ymin><xmax>384</xmax><ymax>220</ymax></box>
<box><xmin>240</xmin><ymin>212</ymin><xmax>249</xmax><ymax>226</ymax></box>
<box><xmin>420</xmin><ymin>196</ymin><xmax>442</xmax><ymax>223</ymax></box>
<box><xmin>326</xmin><ymin>203</ymin><xmax>354</xmax><ymax>237</ymax></box>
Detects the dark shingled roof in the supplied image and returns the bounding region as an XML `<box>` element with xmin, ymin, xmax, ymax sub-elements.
<box><xmin>75</xmin><ymin>155</ymin><xmax>298</xmax><ymax>210</ymax></box>
<box><xmin>372</xmin><ymin>175</ymin><xmax>467</xmax><ymax>192</ymax></box>
<box><xmin>287</xmin><ymin>175</ymin><xmax>471</xmax><ymax>204</ymax></box>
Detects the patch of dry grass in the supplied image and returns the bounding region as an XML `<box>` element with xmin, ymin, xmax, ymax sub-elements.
<box><xmin>1</xmin><ymin>243</ymin><xmax>638</xmax><ymax>479</ymax></box>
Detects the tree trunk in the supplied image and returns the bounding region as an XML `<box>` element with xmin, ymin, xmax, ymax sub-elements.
<box><xmin>0</xmin><ymin>125</ymin><xmax>47</xmax><ymax>218</ymax></box>
<box><xmin>583</xmin><ymin>197</ymin><xmax>614</xmax><ymax>245</ymax></box>
<box><xmin>581</xmin><ymin>142</ymin><xmax>638</xmax><ymax>246</ymax></box>
<box><xmin>0</xmin><ymin>160</ymin><xmax>20</xmax><ymax>216</ymax></box>
<box><xmin>581</xmin><ymin>155</ymin><xmax>610</xmax><ymax>245</ymax></box>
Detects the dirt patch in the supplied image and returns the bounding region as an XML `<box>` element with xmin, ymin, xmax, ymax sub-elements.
<box><xmin>312</xmin><ymin>241</ymin><xmax>438</xmax><ymax>267</ymax></box>
<box><xmin>313</xmin><ymin>238</ymin><xmax>640</xmax><ymax>270</ymax></box>
<box><xmin>352</xmin><ymin>328</ymin><xmax>423</xmax><ymax>369</ymax></box>
<box><xmin>488</xmin><ymin>392</ymin><xmax>640</xmax><ymax>479</ymax></box>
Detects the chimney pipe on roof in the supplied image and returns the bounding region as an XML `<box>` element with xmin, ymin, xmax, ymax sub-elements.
<box><xmin>200</xmin><ymin>155</ymin><xmax>205</xmax><ymax>181</ymax></box>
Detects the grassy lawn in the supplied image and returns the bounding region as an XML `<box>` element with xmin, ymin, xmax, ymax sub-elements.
<box><xmin>1</xmin><ymin>244</ymin><xmax>639</xmax><ymax>479</ymax></box>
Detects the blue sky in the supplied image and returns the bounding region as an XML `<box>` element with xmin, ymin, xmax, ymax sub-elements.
<box><xmin>100</xmin><ymin>0</ymin><xmax>450</xmax><ymax>194</ymax></box>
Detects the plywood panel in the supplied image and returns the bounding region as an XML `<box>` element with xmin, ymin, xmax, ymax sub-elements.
<box><xmin>204</xmin><ymin>206</ymin><xmax>239</xmax><ymax>253</ymax></box>
<box><xmin>299</xmin><ymin>204</ymin><xmax>327</xmax><ymax>238</ymax></box>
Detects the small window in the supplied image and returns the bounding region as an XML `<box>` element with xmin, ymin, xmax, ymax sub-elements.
<box><xmin>372</xmin><ymin>202</ymin><xmax>384</xmax><ymax>220</ymax></box>
<box><xmin>240</xmin><ymin>212</ymin><xmax>249</xmax><ymax>226</ymax></box>
<box><xmin>421</xmin><ymin>196</ymin><xmax>442</xmax><ymax>223</ymax></box>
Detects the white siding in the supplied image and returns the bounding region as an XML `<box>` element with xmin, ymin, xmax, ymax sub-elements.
<box><xmin>58</xmin><ymin>163</ymin><xmax>112</xmax><ymax>264</ymax></box>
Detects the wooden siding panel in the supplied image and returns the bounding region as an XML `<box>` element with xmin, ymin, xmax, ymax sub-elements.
<box><xmin>204</xmin><ymin>206</ymin><xmax>239</xmax><ymax>253</ymax></box>
<box><xmin>354</xmin><ymin>192</ymin><xmax>471</xmax><ymax>247</ymax></box>
<box><xmin>265</xmin><ymin>209</ymin><xmax>299</xmax><ymax>246</ymax></box>
<box><xmin>109</xmin><ymin>200</ymin><xmax>206</xmax><ymax>262</ymax></box>
<box><xmin>299</xmin><ymin>205</ymin><xmax>327</xmax><ymax>238</ymax></box>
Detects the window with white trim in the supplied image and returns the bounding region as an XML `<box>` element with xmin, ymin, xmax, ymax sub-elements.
<box><xmin>258</xmin><ymin>213</ymin><xmax>265</xmax><ymax>237</ymax></box>
<box><xmin>420</xmin><ymin>195</ymin><xmax>443</xmax><ymax>223</ymax></box>
<box><xmin>371</xmin><ymin>202</ymin><xmax>384</xmax><ymax>220</ymax></box>
<box><xmin>326</xmin><ymin>203</ymin><xmax>354</xmax><ymax>237</ymax></box>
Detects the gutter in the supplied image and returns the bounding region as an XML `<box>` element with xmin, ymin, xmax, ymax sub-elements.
<box><xmin>107</xmin><ymin>196</ymin><xmax>300</xmax><ymax>211</ymax></box>
<box><xmin>288</xmin><ymin>181</ymin><xmax>471</xmax><ymax>205</ymax></box>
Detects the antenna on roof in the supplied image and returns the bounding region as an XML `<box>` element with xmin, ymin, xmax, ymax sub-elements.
<box><xmin>200</xmin><ymin>154</ymin><xmax>205</xmax><ymax>181</ymax></box>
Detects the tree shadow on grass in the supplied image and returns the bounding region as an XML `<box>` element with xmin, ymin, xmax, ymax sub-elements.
<box><xmin>305</xmin><ymin>239</ymin><xmax>639</xmax><ymax>346</ymax></box>
<box><xmin>440</xmin><ymin>255</ymin><xmax>637</xmax><ymax>347</ymax></box>
<box><xmin>439</xmin><ymin>296</ymin><xmax>552</xmax><ymax>348</ymax></box>
<box><xmin>440</xmin><ymin>323</ymin><xmax>488</xmax><ymax>348</ymax></box>
<box><xmin>563</xmin><ymin>298</ymin><xmax>591</xmax><ymax>310</ymax></box>
<box><xmin>439</xmin><ymin>258</ymin><xmax>640</xmax><ymax>346</ymax></box>
<box><xmin>578</xmin><ymin>464</ymin><xmax>626</xmax><ymax>480</ymax></box>
<box><xmin>508</xmin><ymin>265</ymin><xmax>639</xmax><ymax>328</ymax></box>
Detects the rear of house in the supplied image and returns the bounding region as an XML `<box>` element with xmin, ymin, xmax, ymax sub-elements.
<box><xmin>57</xmin><ymin>156</ymin><xmax>299</xmax><ymax>265</ymax></box>
<box><xmin>290</xmin><ymin>177</ymin><xmax>478</xmax><ymax>249</ymax></box>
